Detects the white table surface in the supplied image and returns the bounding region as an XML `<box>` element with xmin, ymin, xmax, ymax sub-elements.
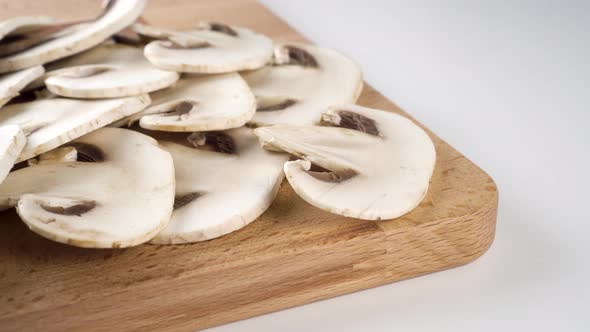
<box><xmin>211</xmin><ymin>1</ymin><xmax>590</xmax><ymax>331</ymax></box>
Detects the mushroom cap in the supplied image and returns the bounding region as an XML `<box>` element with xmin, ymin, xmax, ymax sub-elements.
<box><xmin>0</xmin><ymin>94</ymin><xmax>151</xmax><ymax>162</ymax></box>
<box><xmin>0</xmin><ymin>0</ymin><xmax>146</xmax><ymax>73</ymax></box>
<box><xmin>44</xmin><ymin>43</ymin><xmax>179</xmax><ymax>98</ymax></box>
<box><xmin>143</xmin><ymin>22</ymin><xmax>273</xmax><ymax>73</ymax></box>
<box><xmin>242</xmin><ymin>43</ymin><xmax>363</xmax><ymax>126</ymax></box>
<box><xmin>0</xmin><ymin>125</ymin><xmax>26</xmax><ymax>184</ymax></box>
<box><xmin>149</xmin><ymin>127</ymin><xmax>288</xmax><ymax>244</ymax></box>
<box><xmin>254</xmin><ymin>104</ymin><xmax>436</xmax><ymax>220</ymax></box>
<box><xmin>0</xmin><ymin>128</ymin><xmax>175</xmax><ymax>248</ymax></box>
<box><xmin>115</xmin><ymin>73</ymin><xmax>255</xmax><ymax>132</ymax></box>
<box><xmin>0</xmin><ymin>65</ymin><xmax>44</xmax><ymax>108</ymax></box>
<box><xmin>0</xmin><ymin>16</ymin><xmax>55</xmax><ymax>41</ymax></box>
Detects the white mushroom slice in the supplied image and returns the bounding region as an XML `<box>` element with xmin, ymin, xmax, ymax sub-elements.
<box><xmin>43</xmin><ymin>43</ymin><xmax>179</xmax><ymax>98</ymax></box>
<box><xmin>254</xmin><ymin>104</ymin><xmax>436</xmax><ymax>220</ymax></box>
<box><xmin>0</xmin><ymin>16</ymin><xmax>55</xmax><ymax>41</ymax></box>
<box><xmin>0</xmin><ymin>65</ymin><xmax>44</xmax><ymax>108</ymax></box>
<box><xmin>0</xmin><ymin>23</ymin><xmax>90</xmax><ymax>58</ymax></box>
<box><xmin>143</xmin><ymin>22</ymin><xmax>273</xmax><ymax>73</ymax></box>
<box><xmin>0</xmin><ymin>128</ymin><xmax>175</xmax><ymax>248</ymax></box>
<box><xmin>0</xmin><ymin>94</ymin><xmax>151</xmax><ymax>162</ymax></box>
<box><xmin>130</xmin><ymin>22</ymin><xmax>176</xmax><ymax>40</ymax></box>
<box><xmin>0</xmin><ymin>0</ymin><xmax>145</xmax><ymax>73</ymax></box>
<box><xmin>0</xmin><ymin>125</ymin><xmax>26</xmax><ymax>184</ymax></box>
<box><xmin>242</xmin><ymin>43</ymin><xmax>363</xmax><ymax>126</ymax></box>
<box><xmin>115</xmin><ymin>73</ymin><xmax>255</xmax><ymax>132</ymax></box>
<box><xmin>146</xmin><ymin>127</ymin><xmax>288</xmax><ymax>244</ymax></box>
<box><xmin>27</xmin><ymin>146</ymin><xmax>77</xmax><ymax>166</ymax></box>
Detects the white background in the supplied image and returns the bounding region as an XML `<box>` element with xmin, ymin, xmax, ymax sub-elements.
<box><xmin>211</xmin><ymin>1</ymin><xmax>590</xmax><ymax>331</ymax></box>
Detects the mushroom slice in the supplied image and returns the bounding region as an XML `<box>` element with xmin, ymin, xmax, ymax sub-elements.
<box><xmin>242</xmin><ymin>43</ymin><xmax>363</xmax><ymax>126</ymax></box>
<box><xmin>0</xmin><ymin>0</ymin><xmax>145</xmax><ymax>73</ymax></box>
<box><xmin>43</xmin><ymin>43</ymin><xmax>179</xmax><ymax>98</ymax></box>
<box><xmin>27</xmin><ymin>146</ymin><xmax>77</xmax><ymax>166</ymax></box>
<box><xmin>0</xmin><ymin>125</ymin><xmax>26</xmax><ymax>184</ymax></box>
<box><xmin>0</xmin><ymin>16</ymin><xmax>55</xmax><ymax>41</ymax></box>
<box><xmin>0</xmin><ymin>22</ymin><xmax>91</xmax><ymax>58</ymax></box>
<box><xmin>147</xmin><ymin>127</ymin><xmax>288</xmax><ymax>244</ymax></box>
<box><xmin>254</xmin><ymin>104</ymin><xmax>436</xmax><ymax>220</ymax></box>
<box><xmin>0</xmin><ymin>65</ymin><xmax>44</xmax><ymax>108</ymax></box>
<box><xmin>142</xmin><ymin>22</ymin><xmax>273</xmax><ymax>73</ymax></box>
<box><xmin>0</xmin><ymin>94</ymin><xmax>151</xmax><ymax>162</ymax></box>
<box><xmin>116</xmin><ymin>73</ymin><xmax>255</xmax><ymax>131</ymax></box>
<box><xmin>0</xmin><ymin>128</ymin><xmax>175</xmax><ymax>248</ymax></box>
<box><xmin>130</xmin><ymin>22</ymin><xmax>176</xmax><ymax>41</ymax></box>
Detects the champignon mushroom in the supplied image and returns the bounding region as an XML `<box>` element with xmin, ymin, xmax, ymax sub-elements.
<box><xmin>27</xmin><ymin>145</ymin><xmax>77</xmax><ymax>166</ymax></box>
<box><xmin>0</xmin><ymin>125</ymin><xmax>25</xmax><ymax>184</ymax></box>
<box><xmin>130</xmin><ymin>22</ymin><xmax>175</xmax><ymax>41</ymax></box>
<box><xmin>141</xmin><ymin>22</ymin><xmax>273</xmax><ymax>73</ymax></box>
<box><xmin>0</xmin><ymin>94</ymin><xmax>151</xmax><ymax>162</ymax></box>
<box><xmin>0</xmin><ymin>0</ymin><xmax>145</xmax><ymax>73</ymax></box>
<box><xmin>242</xmin><ymin>43</ymin><xmax>363</xmax><ymax>126</ymax></box>
<box><xmin>114</xmin><ymin>73</ymin><xmax>255</xmax><ymax>132</ymax></box>
<box><xmin>142</xmin><ymin>127</ymin><xmax>287</xmax><ymax>244</ymax></box>
<box><xmin>42</xmin><ymin>43</ymin><xmax>179</xmax><ymax>98</ymax></box>
<box><xmin>0</xmin><ymin>65</ymin><xmax>44</xmax><ymax>108</ymax></box>
<box><xmin>0</xmin><ymin>128</ymin><xmax>175</xmax><ymax>248</ymax></box>
<box><xmin>0</xmin><ymin>16</ymin><xmax>54</xmax><ymax>41</ymax></box>
<box><xmin>254</xmin><ymin>104</ymin><xmax>436</xmax><ymax>220</ymax></box>
<box><xmin>0</xmin><ymin>22</ymin><xmax>91</xmax><ymax>58</ymax></box>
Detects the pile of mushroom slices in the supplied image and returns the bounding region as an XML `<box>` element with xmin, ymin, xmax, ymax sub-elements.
<box><xmin>0</xmin><ymin>1</ymin><xmax>436</xmax><ymax>249</ymax></box>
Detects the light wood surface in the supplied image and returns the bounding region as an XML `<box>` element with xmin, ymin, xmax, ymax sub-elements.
<box><xmin>0</xmin><ymin>1</ymin><xmax>498</xmax><ymax>331</ymax></box>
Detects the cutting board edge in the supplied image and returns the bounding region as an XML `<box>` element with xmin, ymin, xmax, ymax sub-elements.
<box><xmin>180</xmin><ymin>190</ymin><xmax>499</xmax><ymax>331</ymax></box>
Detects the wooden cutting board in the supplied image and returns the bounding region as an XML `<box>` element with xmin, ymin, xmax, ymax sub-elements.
<box><xmin>0</xmin><ymin>1</ymin><xmax>498</xmax><ymax>331</ymax></box>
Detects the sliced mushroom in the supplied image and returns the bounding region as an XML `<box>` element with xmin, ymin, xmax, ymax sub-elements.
<box><xmin>0</xmin><ymin>16</ymin><xmax>54</xmax><ymax>41</ymax></box>
<box><xmin>242</xmin><ymin>43</ymin><xmax>363</xmax><ymax>126</ymax></box>
<box><xmin>142</xmin><ymin>22</ymin><xmax>273</xmax><ymax>73</ymax></box>
<box><xmin>0</xmin><ymin>94</ymin><xmax>151</xmax><ymax>162</ymax></box>
<box><xmin>0</xmin><ymin>22</ymin><xmax>92</xmax><ymax>58</ymax></box>
<box><xmin>254</xmin><ymin>104</ymin><xmax>436</xmax><ymax>220</ymax></box>
<box><xmin>0</xmin><ymin>125</ymin><xmax>26</xmax><ymax>184</ymax></box>
<box><xmin>0</xmin><ymin>128</ymin><xmax>175</xmax><ymax>248</ymax></box>
<box><xmin>0</xmin><ymin>0</ymin><xmax>145</xmax><ymax>73</ymax></box>
<box><xmin>27</xmin><ymin>146</ymin><xmax>78</xmax><ymax>166</ymax></box>
<box><xmin>145</xmin><ymin>127</ymin><xmax>287</xmax><ymax>244</ymax></box>
<box><xmin>111</xmin><ymin>27</ymin><xmax>143</xmax><ymax>46</ymax></box>
<box><xmin>130</xmin><ymin>22</ymin><xmax>175</xmax><ymax>41</ymax></box>
<box><xmin>114</xmin><ymin>73</ymin><xmax>255</xmax><ymax>131</ymax></box>
<box><xmin>42</xmin><ymin>43</ymin><xmax>179</xmax><ymax>98</ymax></box>
<box><xmin>0</xmin><ymin>65</ymin><xmax>44</xmax><ymax>108</ymax></box>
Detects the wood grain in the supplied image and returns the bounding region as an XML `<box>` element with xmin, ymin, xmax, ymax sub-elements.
<box><xmin>0</xmin><ymin>1</ymin><xmax>498</xmax><ymax>331</ymax></box>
